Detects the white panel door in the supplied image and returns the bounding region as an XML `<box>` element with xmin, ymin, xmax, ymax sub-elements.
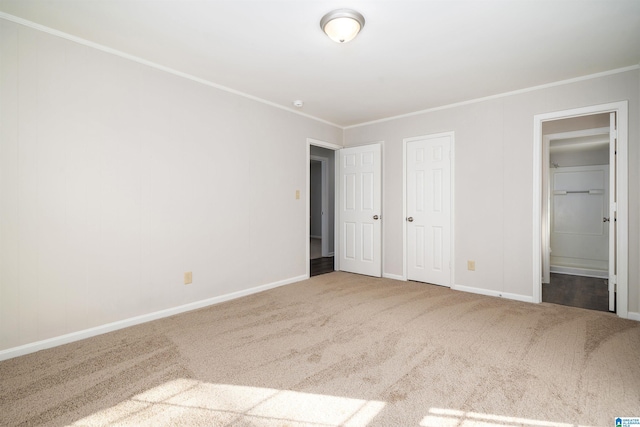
<box><xmin>406</xmin><ymin>135</ymin><xmax>451</xmax><ymax>286</ymax></box>
<box><xmin>339</xmin><ymin>144</ymin><xmax>381</xmax><ymax>277</ymax></box>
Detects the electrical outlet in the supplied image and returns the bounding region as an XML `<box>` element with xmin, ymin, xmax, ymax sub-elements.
<box><xmin>467</xmin><ymin>261</ymin><xmax>475</xmax><ymax>271</ymax></box>
<box><xmin>184</xmin><ymin>272</ymin><xmax>192</xmax><ymax>284</ymax></box>
<box><xmin>295</xmin><ymin>190</ymin><xmax>300</xmax><ymax>200</ymax></box>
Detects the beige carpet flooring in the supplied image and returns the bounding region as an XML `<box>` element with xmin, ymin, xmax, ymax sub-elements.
<box><xmin>1</xmin><ymin>272</ymin><xmax>639</xmax><ymax>426</ymax></box>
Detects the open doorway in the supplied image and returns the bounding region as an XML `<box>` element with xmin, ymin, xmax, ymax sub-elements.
<box><xmin>542</xmin><ymin>114</ymin><xmax>611</xmax><ymax>312</ymax></box>
<box><xmin>533</xmin><ymin>101</ymin><xmax>628</xmax><ymax>319</ymax></box>
<box><xmin>307</xmin><ymin>140</ymin><xmax>340</xmax><ymax>277</ymax></box>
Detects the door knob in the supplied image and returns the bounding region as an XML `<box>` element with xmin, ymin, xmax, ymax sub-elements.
<box><xmin>407</xmin><ymin>217</ymin><xmax>414</xmax><ymax>222</ymax></box>
<box><xmin>603</xmin><ymin>217</ymin><xmax>610</xmax><ymax>222</ymax></box>
<box><xmin>373</xmin><ymin>215</ymin><xmax>379</xmax><ymax>220</ymax></box>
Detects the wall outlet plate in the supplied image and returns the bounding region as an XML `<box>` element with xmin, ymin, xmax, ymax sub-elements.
<box><xmin>184</xmin><ymin>272</ymin><xmax>192</xmax><ymax>284</ymax></box>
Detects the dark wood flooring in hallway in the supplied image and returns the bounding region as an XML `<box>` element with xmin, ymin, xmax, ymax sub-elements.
<box><xmin>310</xmin><ymin>257</ymin><xmax>334</xmax><ymax>277</ymax></box>
<box><xmin>543</xmin><ymin>273</ymin><xmax>610</xmax><ymax>313</ymax></box>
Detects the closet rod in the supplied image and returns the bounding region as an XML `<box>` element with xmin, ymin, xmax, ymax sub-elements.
<box><xmin>553</xmin><ymin>189</ymin><xmax>604</xmax><ymax>195</ymax></box>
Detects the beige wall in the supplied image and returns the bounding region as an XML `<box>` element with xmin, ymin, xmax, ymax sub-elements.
<box><xmin>344</xmin><ymin>69</ymin><xmax>640</xmax><ymax>314</ymax></box>
<box><xmin>0</xmin><ymin>19</ymin><xmax>342</xmax><ymax>353</ymax></box>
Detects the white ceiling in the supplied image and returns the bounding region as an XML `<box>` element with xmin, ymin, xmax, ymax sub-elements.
<box><xmin>1</xmin><ymin>0</ymin><xmax>639</xmax><ymax>127</ymax></box>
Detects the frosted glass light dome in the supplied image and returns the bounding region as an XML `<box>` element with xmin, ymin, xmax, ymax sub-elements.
<box><xmin>320</xmin><ymin>9</ymin><xmax>365</xmax><ymax>43</ymax></box>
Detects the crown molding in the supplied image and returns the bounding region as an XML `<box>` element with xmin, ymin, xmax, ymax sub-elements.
<box><xmin>0</xmin><ymin>12</ymin><xmax>343</xmax><ymax>129</ymax></box>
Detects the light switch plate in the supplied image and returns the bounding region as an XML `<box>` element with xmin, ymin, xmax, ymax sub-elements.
<box><xmin>184</xmin><ymin>272</ymin><xmax>192</xmax><ymax>284</ymax></box>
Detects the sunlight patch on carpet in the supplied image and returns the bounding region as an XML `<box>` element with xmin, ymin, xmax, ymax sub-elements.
<box><xmin>421</xmin><ymin>408</ymin><xmax>595</xmax><ymax>427</ymax></box>
<box><xmin>71</xmin><ymin>379</ymin><xmax>386</xmax><ymax>426</ymax></box>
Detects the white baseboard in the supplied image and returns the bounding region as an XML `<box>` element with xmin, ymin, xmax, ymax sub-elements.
<box><xmin>383</xmin><ymin>273</ymin><xmax>405</xmax><ymax>281</ymax></box>
<box><xmin>0</xmin><ymin>274</ymin><xmax>306</xmax><ymax>362</ymax></box>
<box><xmin>627</xmin><ymin>312</ymin><xmax>640</xmax><ymax>322</ymax></box>
<box><xmin>550</xmin><ymin>266</ymin><xmax>608</xmax><ymax>279</ymax></box>
<box><xmin>452</xmin><ymin>284</ymin><xmax>533</xmax><ymax>303</ymax></box>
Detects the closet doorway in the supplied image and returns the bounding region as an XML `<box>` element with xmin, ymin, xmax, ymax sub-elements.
<box><xmin>533</xmin><ymin>101</ymin><xmax>628</xmax><ymax>318</ymax></box>
<box><xmin>542</xmin><ymin>114</ymin><xmax>611</xmax><ymax>311</ymax></box>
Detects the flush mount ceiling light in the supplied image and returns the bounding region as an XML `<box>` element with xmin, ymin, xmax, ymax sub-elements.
<box><xmin>320</xmin><ymin>9</ymin><xmax>365</xmax><ymax>43</ymax></box>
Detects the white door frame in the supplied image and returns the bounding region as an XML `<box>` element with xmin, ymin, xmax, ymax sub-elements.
<box><xmin>310</xmin><ymin>155</ymin><xmax>330</xmax><ymax>257</ymax></box>
<box><xmin>402</xmin><ymin>131</ymin><xmax>455</xmax><ymax>283</ymax></box>
<box><xmin>532</xmin><ymin>101</ymin><xmax>628</xmax><ymax>318</ymax></box>
<box><xmin>306</xmin><ymin>138</ymin><xmax>342</xmax><ymax>278</ymax></box>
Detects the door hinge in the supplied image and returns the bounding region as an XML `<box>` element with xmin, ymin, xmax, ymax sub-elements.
<box><xmin>611</xmin><ymin>202</ymin><xmax>617</xmax><ymax>212</ymax></box>
<box><xmin>611</xmin><ymin>129</ymin><xmax>618</xmax><ymax>139</ymax></box>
